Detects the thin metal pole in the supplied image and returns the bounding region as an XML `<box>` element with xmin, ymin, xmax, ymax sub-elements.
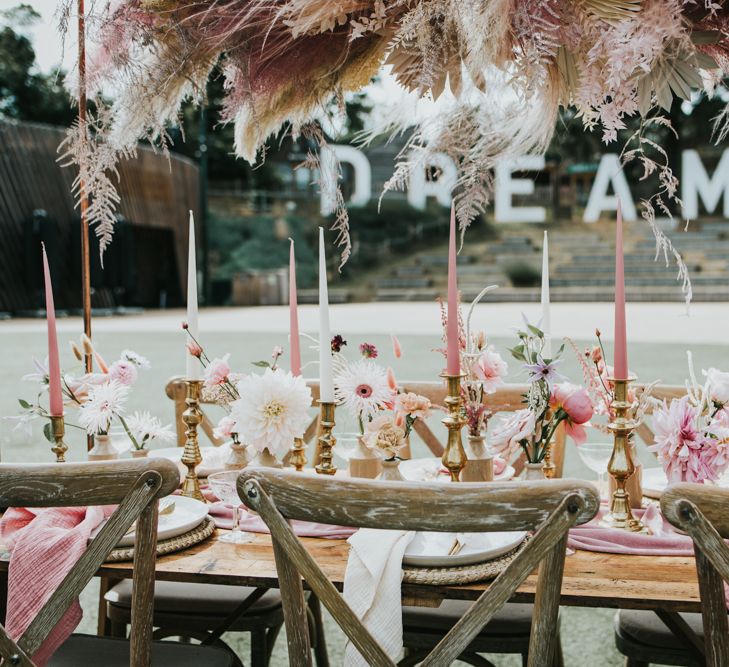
<box><xmin>78</xmin><ymin>0</ymin><xmax>93</xmax><ymax>451</ymax></box>
<box><xmin>199</xmin><ymin>104</ymin><xmax>209</xmax><ymax>304</ymax></box>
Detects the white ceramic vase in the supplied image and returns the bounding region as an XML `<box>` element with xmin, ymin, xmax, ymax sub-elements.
<box><xmin>377</xmin><ymin>458</ymin><xmax>405</xmax><ymax>481</ymax></box>
<box><xmin>524</xmin><ymin>461</ymin><xmax>546</xmax><ymax>481</ymax></box>
<box><xmin>460</xmin><ymin>435</ymin><xmax>494</xmax><ymax>482</ymax></box>
<box><xmin>88</xmin><ymin>434</ymin><xmax>120</xmax><ymax>461</ymax></box>
<box><xmin>348</xmin><ymin>436</ymin><xmax>382</xmax><ymax>479</ymax></box>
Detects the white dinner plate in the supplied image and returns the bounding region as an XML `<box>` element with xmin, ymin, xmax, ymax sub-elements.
<box><xmin>403</xmin><ymin>530</ymin><xmax>527</xmax><ymax>567</ymax></box>
<box><xmin>398</xmin><ymin>457</ymin><xmax>515</xmax><ymax>483</ymax></box>
<box><xmin>149</xmin><ymin>444</ymin><xmax>233</xmax><ymax>478</ymax></box>
<box><xmin>90</xmin><ymin>496</ymin><xmax>208</xmax><ymax>547</ymax></box>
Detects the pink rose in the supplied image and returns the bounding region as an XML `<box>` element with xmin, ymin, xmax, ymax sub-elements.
<box><xmin>395</xmin><ymin>392</ymin><xmax>432</xmax><ymax>420</ymax></box>
<box><xmin>551</xmin><ymin>383</ymin><xmax>593</xmax><ymax>425</ymax></box>
<box><xmin>213</xmin><ymin>415</ymin><xmax>236</xmax><ymax>440</ymax></box>
<box><xmin>204</xmin><ymin>354</ymin><xmax>231</xmax><ymax>388</ymax></box>
<box><xmin>108</xmin><ymin>360</ymin><xmax>138</xmax><ymax>386</ymax></box>
<box><xmin>491</xmin><ymin>409</ymin><xmax>537</xmax><ymax>457</ymax></box>
<box><xmin>472</xmin><ymin>348</ymin><xmax>508</xmax><ymax>393</ymax></box>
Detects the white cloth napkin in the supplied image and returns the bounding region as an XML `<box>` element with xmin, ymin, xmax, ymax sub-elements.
<box><xmin>343</xmin><ymin>528</ymin><xmax>415</xmax><ymax>666</ymax></box>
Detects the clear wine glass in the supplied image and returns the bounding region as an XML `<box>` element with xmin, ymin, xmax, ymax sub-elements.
<box><xmin>207</xmin><ymin>471</ymin><xmax>254</xmax><ymax>544</ymax></box>
<box><xmin>576</xmin><ymin>442</ymin><xmax>614</xmax><ymax>499</ymax></box>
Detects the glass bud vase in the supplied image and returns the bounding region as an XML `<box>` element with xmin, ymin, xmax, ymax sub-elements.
<box><xmin>377</xmin><ymin>458</ymin><xmax>405</xmax><ymax>481</ymax></box>
<box><xmin>524</xmin><ymin>461</ymin><xmax>546</xmax><ymax>480</ymax></box>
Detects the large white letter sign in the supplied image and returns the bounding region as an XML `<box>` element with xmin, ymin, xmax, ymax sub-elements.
<box><xmin>583</xmin><ymin>154</ymin><xmax>637</xmax><ymax>222</ymax></box>
<box><xmin>682</xmin><ymin>149</ymin><xmax>729</xmax><ymax>219</ymax></box>
<box><xmin>319</xmin><ymin>145</ymin><xmax>372</xmax><ymax>215</ymax></box>
<box><xmin>494</xmin><ymin>156</ymin><xmax>546</xmax><ymax>224</ymax></box>
<box><xmin>407</xmin><ymin>153</ymin><xmax>457</xmax><ymax>210</ymax></box>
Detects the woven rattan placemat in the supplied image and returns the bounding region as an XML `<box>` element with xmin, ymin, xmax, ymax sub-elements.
<box><xmin>402</xmin><ymin>536</ymin><xmax>529</xmax><ymax>585</ymax></box>
<box><xmin>105</xmin><ymin>516</ymin><xmax>216</xmax><ymax>563</ymax></box>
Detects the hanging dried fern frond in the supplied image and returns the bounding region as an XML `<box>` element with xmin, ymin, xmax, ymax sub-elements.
<box><xmin>574</xmin><ymin>0</ymin><xmax>642</xmax><ymax>23</ymax></box>
<box><xmin>58</xmin><ymin>103</ymin><xmax>135</xmax><ymax>259</ymax></box>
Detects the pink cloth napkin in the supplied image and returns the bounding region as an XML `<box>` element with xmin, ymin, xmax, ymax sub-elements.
<box><xmin>567</xmin><ymin>502</ymin><xmax>694</xmax><ymax>556</ymax></box>
<box><xmin>195</xmin><ymin>487</ymin><xmax>357</xmax><ymax>539</ymax></box>
<box><xmin>0</xmin><ymin>506</ymin><xmax>113</xmax><ymax>665</ymax></box>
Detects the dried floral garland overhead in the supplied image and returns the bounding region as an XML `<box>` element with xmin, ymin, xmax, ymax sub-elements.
<box><xmin>62</xmin><ymin>0</ymin><xmax>729</xmax><ymax>290</ymax></box>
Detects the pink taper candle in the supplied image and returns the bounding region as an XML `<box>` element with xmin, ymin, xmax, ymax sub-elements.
<box><xmin>42</xmin><ymin>244</ymin><xmax>63</xmax><ymax>416</ymax></box>
<box><xmin>613</xmin><ymin>201</ymin><xmax>628</xmax><ymax>380</ymax></box>
<box><xmin>289</xmin><ymin>238</ymin><xmax>302</xmax><ymax>376</ymax></box>
<box><xmin>446</xmin><ymin>205</ymin><xmax>460</xmax><ymax>375</ymax></box>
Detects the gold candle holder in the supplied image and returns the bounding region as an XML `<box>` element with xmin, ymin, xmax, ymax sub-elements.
<box><xmin>290</xmin><ymin>437</ymin><xmax>307</xmax><ymax>471</ymax></box>
<box><xmin>315</xmin><ymin>401</ymin><xmax>337</xmax><ymax>475</ymax></box>
<box><xmin>181</xmin><ymin>379</ymin><xmax>205</xmax><ymax>502</ymax></box>
<box><xmin>441</xmin><ymin>373</ymin><xmax>467</xmax><ymax>482</ymax></box>
<box><xmin>601</xmin><ymin>377</ymin><xmax>646</xmax><ymax>532</ymax></box>
<box><xmin>50</xmin><ymin>415</ymin><xmax>68</xmax><ymax>463</ymax></box>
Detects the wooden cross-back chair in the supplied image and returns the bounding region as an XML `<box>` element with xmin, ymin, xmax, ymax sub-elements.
<box><xmin>166</xmin><ymin>377</ymin><xmax>686</xmax><ymax>478</ymax></box>
<box><xmin>661</xmin><ymin>484</ymin><xmax>729</xmax><ymax>667</ymax></box>
<box><xmin>615</xmin><ymin>483</ymin><xmax>729</xmax><ymax>667</ymax></box>
<box><xmin>239</xmin><ymin>468</ymin><xmax>600</xmax><ymax>667</ymax></box>
<box><xmin>0</xmin><ymin>459</ymin><xmax>233</xmax><ymax>667</ymax></box>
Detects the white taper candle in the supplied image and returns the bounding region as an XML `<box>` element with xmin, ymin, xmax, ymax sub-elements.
<box><xmin>541</xmin><ymin>230</ymin><xmax>552</xmax><ymax>358</ymax></box>
<box><xmin>318</xmin><ymin>227</ymin><xmax>334</xmax><ymax>402</ymax></box>
<box><xmin>186</xmin><ymin>211</ymin><xmax>200</xmax><ymax>380</ymax></box>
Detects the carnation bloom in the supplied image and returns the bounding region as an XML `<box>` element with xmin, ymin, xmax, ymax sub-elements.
<box><xmin>550</xmin><ymin>383</ymin><xmax>593</xmax><ymax>445</ymax></box>
<box><xmin>124</xmin><ymin>410</ymin><xmax>174</xmax><ymax>449</ymax></box>
<box><xmin>335</xmin><ymin>360</ymin><xmax>394</xmax><ymax>421</ymax></box>
<box><xmin>231</xmin><ymin>368</ymin><xmax>312</xmax><ymax>459</ymax></box>
<box><xmin>395</xmin><ymin>392</ymin><xmax>431</xmax><ymax>420</ymax></box>
<box><xmin>490</xmin><ymin>409</ymin><xmax>537</xmax><ymax>457</ymax></box>
<box><xmin>364</xmin><ymin>415</ymin><xmax>406</xmax><ymax>460</ymax></box>
<box><xmin>78</xmin><ymin>380</ymin><xmax>129</xmax><ymax>435</ymax></box>
<box><xmin>204</xmin><ymin>354</ymin><xmax>231</xmax><ymax>388</ymax></box>
<box><xmin>109</xmin><ymin>360</ymin><xmax>138</xmax><ymax>386</ymax></box>
<box><xmin>359</xmin><ymin>342</ymin><xmax>378</xmax><ymax>359</ymax></box>
<box><xmin>649</xmin><ymin>396</ymin><xmax>720</xmax><ymax>484</ymax></box>
<box><xmin>472</xmin><ymin>347</ymin><xmax>508</xmax><ymax>393</ymax></box>
<box><xmin>213</xmin><ymin>415</ymin><xmax>237</xmax><ymax>441</ymax></box>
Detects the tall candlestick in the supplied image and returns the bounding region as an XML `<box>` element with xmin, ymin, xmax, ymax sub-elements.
<box><xmin>614</xmin><ymin>202</ymin><xmax>628</xmax><ymax>380</ymax></box>
<box><xmin>446</xmin><ymin>205</ymin><xmax>460</xmax><ymax>375</ymax></box>
<box><xmin>318</xmin><ymin>228</ymin><xmax>334</xmax><ymax>402</ymax></box>
<box><xmin>289</xmin><ymin>238</ymin><xmax>302</xmax><ymax>376</ymax></box>
<box><xmin>186</xmin><ymin>211</ymin><xmax>201</xmax><ymax>380</ymax></box>
<box><xmin>541</xmin><ymin>230</ymin><xmax>552</xmax><ymax>358</ymax></box>
<box><xmin>42</xmin><ymin>245</ymin><xmax>63</xmax><ymax>417</ymax></box>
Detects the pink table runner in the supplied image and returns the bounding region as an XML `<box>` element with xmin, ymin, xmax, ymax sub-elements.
<box><xmin>200</xmin><ymin>487</ymin><xmax>356</xmax><ymax>538</ymax></box>
<box><xmin>567</xmin><ymin>502</ymin><xmax>694</xmax><ymax>556</ymax></box>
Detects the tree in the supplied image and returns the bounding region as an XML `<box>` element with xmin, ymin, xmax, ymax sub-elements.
<box><xmin>0</xmin><ymin>4</ymin><xmax>75</xmax><ymax>127</ymax></box>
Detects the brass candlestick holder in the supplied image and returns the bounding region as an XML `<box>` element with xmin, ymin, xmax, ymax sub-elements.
<box><xmin>50</xmin><ymin>415</ymin><xmax>68</xmax><ymax>463</ymax></box>
<box><xmin>441</xmin><ymin>373</ymin><xmax>467</xmax><ymax>482</ymax></box>
<box><xmin>601</xmin><ymin>377</ymin><xmax>646</xmax><ymax>532</ymax></box>
<box><xmin>181</xmin><ymin>379</ymin><xmax>205</xmax><ymax>502</ymax></box>
<box><xmin>290</xmin><ymin>437</ymin><xmax>307</xmax><ymax>471</ymax></box>
<box><xmin>315</xmin><ymin>401</ymin><xmax>337</xmax><ymax>475</ymax></box>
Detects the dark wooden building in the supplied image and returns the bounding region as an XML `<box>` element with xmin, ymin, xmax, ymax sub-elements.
<box><xmin>0</xmin><ymin>121</ymin><xmax>199</xmax><ymax>314</ymax></box>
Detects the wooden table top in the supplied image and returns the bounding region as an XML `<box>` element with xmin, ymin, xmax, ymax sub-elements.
<box><xmin>98</xmin><ymin>530</ymin><xmax>703</xmax><ymax>613</ymax></box>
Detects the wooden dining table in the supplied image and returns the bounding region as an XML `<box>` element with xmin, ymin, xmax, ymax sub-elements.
<box><xmin>96</xmin><ymin>528</ymin><xmax>703</xmax><ymax>614</ymax></box>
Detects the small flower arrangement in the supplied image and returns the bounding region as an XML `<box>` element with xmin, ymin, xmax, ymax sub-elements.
<box><xmin>12</xmin><ymin>335</ymin><xmax>171</xmax><ymax>450</ymax></box>
<box><xmin>439</xmin><ymin>286</ymin><xmax>509</xmax><ymax>437</ymax></box>
<box><xmin>649</xmin><ymin>354</ymin><xmax>729</xmax><ymax>484</ymax></box>
<box><xmin>229</xmin><ymin>367</ymin><xmax>312</xmax><ymax>460</ymax></box>
<box><xmin>492</xmin><ymin>321</ymin><xmax>593</xmax><ymax>463</ymax></box>
<box><xmin>333</xmin><ymin>337</ymin><xmax>431</xmax><ymax>460</ymax></box>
